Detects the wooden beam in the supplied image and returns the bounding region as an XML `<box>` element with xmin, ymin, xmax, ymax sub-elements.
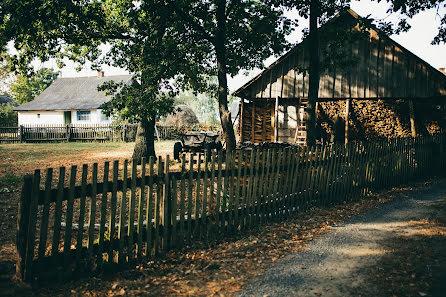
<box><xmin>240</xmin><ymin>99</ymin><xmax>244</xmax><ymax>142</ymax></box>
<box><xmin>274</xmin><ymin>97</ymin><xmax>279</xmax><ymax>142</ymax></box>
<box><xmin>408</xmin><ymin>99</ymin><xmax>416</xmax><ymax>137</ymax></box>
<box><xmin>251</xmin><ymin>101</ymin><xmax>256</xmax><ymax>142</ymax></box>
<box><xmin>345</xmin><ymin>99</ymin><xmax>350</xmax><ymax>144</ymax></box>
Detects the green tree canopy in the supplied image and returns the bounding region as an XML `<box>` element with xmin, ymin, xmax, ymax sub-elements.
<box><xmin>0</xmin><ymin>0</ymin><xmax>293</xmax><ymax>154</ymax></box>
<box><xmin>9</xmin><ymin>68</ymin><xmax>59</xmax><ymax>104</ymax></box>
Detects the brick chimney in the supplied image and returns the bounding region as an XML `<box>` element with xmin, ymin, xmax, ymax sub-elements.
<box><xmin>97</xmin><ymin>70</ymin><xmax>105</xmax><ymax>78</ymax></box>
<box><xmin>439</xmin><ymin>68</ymin><xmax>445</xmax><ymax>75</ymax></box>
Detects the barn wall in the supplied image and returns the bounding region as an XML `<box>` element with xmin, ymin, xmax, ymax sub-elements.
<box><xmin>237</xmin><ymin>12</ymin><xmax>446</xmax><ymax>100</ymax></box>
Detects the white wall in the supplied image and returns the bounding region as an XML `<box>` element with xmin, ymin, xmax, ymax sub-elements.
<box><xmin>18</xmin><ymin>111</ymin><xmax>64</xmax><ymax>126</ymax></box>
<box><xmin>17</xmin><ymin>109</ymin><xmax>113</xmax><ymax>126</ymax></box>
<box><xmin>70</xmin><ymin>109</ymin><xmax>112</xmax><ymax>125</ymax></box>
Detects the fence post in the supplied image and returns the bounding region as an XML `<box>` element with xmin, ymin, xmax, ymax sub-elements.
<box><xmin>162</xmin><ymin>155</ymin><xmax>171</xmax><ymax>251</ymax></box>
<box><xmin>66</xmin><ymin>124</ymin><xmax>71</xmax><ymax>142</ymax></box>
<box><xmin>16</xmin><ymin>175</ymin><xmax>33</xmax><ymax>281</ymax></box>
<box><xmin>19</xmin><ymin>125</ymin><xmax>24</xmax><ymax>143</ymax></box>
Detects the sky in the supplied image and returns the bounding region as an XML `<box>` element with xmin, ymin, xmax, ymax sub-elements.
<box><xmin>35</xmin><ymin>0</ymin><xmax>445</xmax><ymax>93</ymax></box>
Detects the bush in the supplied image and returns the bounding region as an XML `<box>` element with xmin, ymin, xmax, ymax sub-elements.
<box><xmin>0</xmin><ymin>103</ymin><xmax>18</xmax><ymax>126</ymax></box>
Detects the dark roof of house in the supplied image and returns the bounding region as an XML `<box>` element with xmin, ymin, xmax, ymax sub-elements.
<box><xmin>0</xmin><ymin>94</ymin><xmax>17</xmax><ymax>106</ymax></box>
<box><xmin>14</xmin><ymin>75</ymin><xmax>133</xmax><ymax>111</ymax></box>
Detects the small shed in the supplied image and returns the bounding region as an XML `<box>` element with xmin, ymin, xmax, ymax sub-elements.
<box><xmin>233</xmin><ymin>9</ymin><xmax>446</xmax><ymax>145</ymax></box>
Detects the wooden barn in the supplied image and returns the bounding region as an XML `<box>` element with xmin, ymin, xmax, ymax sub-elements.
<box><xmin>233</xmin><ymin>9</ymin><xmax>446</xmax><ymax>145</ymax></box>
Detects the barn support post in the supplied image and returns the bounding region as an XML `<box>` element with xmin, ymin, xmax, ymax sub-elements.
<box><xmin>240</xmin><ymin>98</ymin><xmax>244</xmax><ymax>143</ymax></box>
<box><xmin>408</xmin><ymin>99</ymin><xmax>416</xmax><ymax>137</ymax></box>
<box><xmin>274</xmin><ymin>96</ymin><xmax>279</xmax><ymax>142</ymax></box>
<box><xmin>251</xmin><ymin>101</ymin><xmax>256</xmax><ymax>142</ymax></box>
<box><xmin>345</xmin><ymin>99</ymin><xmax>350</xmax><ymax>144</ymax></box>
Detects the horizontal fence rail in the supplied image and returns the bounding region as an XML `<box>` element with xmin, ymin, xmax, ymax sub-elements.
<box><xmin>0</xmin><ymin>124</ymin><xmax>181</xmax><ymax>143</ymax></box>
<box><xmin>16</xmin><ymin>135</ymin><xmax>446</xmax><ymax>282</ymax></box>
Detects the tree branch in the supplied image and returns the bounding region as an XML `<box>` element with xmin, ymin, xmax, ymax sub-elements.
<box><xmin>172</xmin><ymin>1</ymin><xmax>214</xmax><ymax>43</ymax></box>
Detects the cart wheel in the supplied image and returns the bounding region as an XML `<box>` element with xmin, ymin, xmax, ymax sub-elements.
<box><xmin>173</xmin><ymin>142</ymin><xmax>183</xmax><ymax>160</ymax></box>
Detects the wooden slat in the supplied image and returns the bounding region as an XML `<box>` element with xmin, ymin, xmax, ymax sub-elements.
<box><xmin>75</xmin><ymin>165</ymin><xmax>88</xmax><ymax>266</ymax></box>
<box><xmin>137</xmin><ymin>158</ymin><xmax>146</xmax><ymax>260</ymax></box>
<box><xmin>127</xmin><ymin>160</ymin><xmax>137</xmax><ymax>259</ymax></box>
<box><xmin>154</xmin><ymin>157</ymin><xmax>162</xmax><ymax>255</ymax></box>
<box><xmin>97</xmin><ymin>162</ymin><xmax>109</xmax><ymax>267</ymax></box>
<box><xmin>145</xmin><ymin>157</ymin><xmax>155</xmax><ymax>258</ymax></box>
<box><xmin>118</xmin><ymin>160</ymin><xmax>128</xmax><ymax>264</ymax></box>
<box><xmin>24</xmin><ymin>170</ymin><xmax>41</xmax><ymax>281</ymax></box>
<box><xmin>87</xmin><ymin>164</ymin><xmax>98</xmax><ymax>268</ymax></box>
<box><xmin>108</xmin><ymin>161</ymin><xmax>119</xmax><ymax>262</ymax></box>
<box><xmin>63</xmin><ymin>165</ymin><xmax>77</xmax><ymax>268</ymax></box>
<box><xmin>194</xmin><ymin>154</ymin><xmax>202</xmax><ymax>237</ymax></box>
<box><xmin>52</xmin><ymin>167</ymin><xmax>66</xmax><ymax>259</ymax></box>
<box><xmin>38</xmin><ymin>168</ymin><xmax>53</xmax><ymax>264</ymax></box>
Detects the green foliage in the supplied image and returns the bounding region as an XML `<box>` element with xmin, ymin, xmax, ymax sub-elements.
<box><xmin>384</xmin><ymin>0</ymin><xmax>446</xmax><ymax>44</ymax></box>
<box><xmin>0</xmin><ymin>1</ymin><xmax>292</xmax><ymax>124</ymax></box>
<box><xmin>9</xmin><ymin>68</ymin><xmax>59</xmax><ymax>104</ymax></box>
<box><xmin>0</xmin><ymin>103</ymin><xmax>17</xmax><ymax>126</ymax></box>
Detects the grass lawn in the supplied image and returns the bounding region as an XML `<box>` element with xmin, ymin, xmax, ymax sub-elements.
<box><xmin>0</xmin><ymin>140</ymin><xmax>179</xmax><ymax>190</ymax></box>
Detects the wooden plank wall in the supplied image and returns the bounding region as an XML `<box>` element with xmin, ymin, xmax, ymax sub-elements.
<box><xmin>241</xmin><ymin>101</ymin><xmax>274</xmax><ymax>143</ymax></box>
<box><xmin>241</xmin><ymin>30</ymin><xmax>446</xmax><ymax>100</ymax></box>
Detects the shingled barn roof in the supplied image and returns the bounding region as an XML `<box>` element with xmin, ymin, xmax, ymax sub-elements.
<box><xmin>14</xmin><ymin>75</ymin><xmax>133</xmax><ymax>111</ymax></box>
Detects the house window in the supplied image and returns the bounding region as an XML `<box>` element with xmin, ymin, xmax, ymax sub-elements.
<box><xmin>77</xmin><ymin>111</ymin><xmax>91</xmax><ymax>121</ymax></box>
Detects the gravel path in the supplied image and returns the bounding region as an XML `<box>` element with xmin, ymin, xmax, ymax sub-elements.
<box><xmin>238</xmin><ymin>182</ymin><xmax>446</xmax><ymax>297</ymax></box>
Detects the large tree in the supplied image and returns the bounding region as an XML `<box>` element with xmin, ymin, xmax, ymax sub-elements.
<box><xmin>0</xmin><ymin>1</ymin><xmax>206</xmax><ymax>158</ymax></box>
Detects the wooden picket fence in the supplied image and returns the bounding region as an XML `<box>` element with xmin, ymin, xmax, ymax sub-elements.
<box><xmin>16</xmin><ymin>136</ymin><xmax>446</xmax><ymax>282</ymax></box>
<box><xmin>0</xmin><ymin>124</ymin><xmax>179</xmax><ymax>143</ymax></box>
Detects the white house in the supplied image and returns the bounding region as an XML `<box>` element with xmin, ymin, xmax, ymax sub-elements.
<box><xmin>14</xmin><ymin>72</ymin><xmax>133</xmax><ymax>126</ymax></box>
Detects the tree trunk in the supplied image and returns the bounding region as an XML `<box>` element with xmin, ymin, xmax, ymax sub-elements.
<box><xmin>307</xmin><ymin>0</ymin><xmax>320</xmax><ymax>146</ymax></box>
<box><xmin>215</xmin><ymin>0</ymin><xmax>236</xmax><ymax>151</ymax></box>
<box><xmin>132</xmin><ymin>117</ymin><xmax>156</xmax><ymax>160</ymax></box>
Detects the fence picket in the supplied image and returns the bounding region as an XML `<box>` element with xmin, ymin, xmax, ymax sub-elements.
<box><xmin>76</xmin><ymin>165</ymin><xmax>88</xmax><ymax>267</ymax></box>
<box><xmin>24</xmin><ymin>170</ymin><xmax>41</xmax><ymax>281</ymax></box>
<box><xmin>98</xmin><ymin>162</ymin><xmax>109</xmax><ymax>267</ymax></box>
<box><xmin>179</xmin><ymin>155</ymin><xmax>186</xmax><ymax>245</ymax></box>
<box><xmin>137</xmin><ymin>158</ymin><xmax>146</xmax><ymax>260</ymax></box>
<box><xmin>87</xmin><ymin>164</ymin><xmax>98</xmax><ymax>268</ymax></box>
<box><xmin>145</xmin><ymin>157</ymin><xmax>155</xmax><ymax>258</ymax></box>
<box><xmin>63</xmin><ymin>165</ymin><xmax>77</xmax><ymax>268</ymax></box>
<box><xmin>108</xmin><ymin>161</ymin><xmax>119</xmax><ymax>262</ymax></box>
<box><xmin>38</xmin><ymin>168</ymin><xmax>53</xmax><ymax>266</ymax></box>
<box><xmin>118</xmin><ymin>160</ymin><xmax>128</xmax><ymax>264</ymax></box>
<box><xmin>52</xmin><ymin>167</ymin><xmax>65</xmax><ymax>260</ymax></box>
